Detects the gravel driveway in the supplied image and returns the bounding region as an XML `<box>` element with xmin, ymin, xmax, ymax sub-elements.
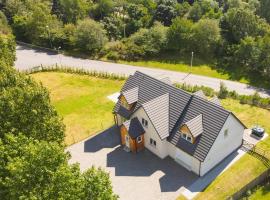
<box><xmin>67</xmin><ymin>126</ymin><xmax>198</xmax><ymax>200</ymax></box>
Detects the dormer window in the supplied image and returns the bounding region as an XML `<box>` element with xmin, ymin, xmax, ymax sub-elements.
<box><xmin>179</xmin><ymin>114</ymin><xmax>204</xmax><ymax>144</ymax></box>
<box><xmin>120</xmin><ymin>87</ymin><xmax>138</xmax><ymax>110</ymax></box>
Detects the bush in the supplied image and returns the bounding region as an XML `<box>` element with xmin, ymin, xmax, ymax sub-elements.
<box><xmin>74</xmin><ymin>19</ymin><xmax>108</xmax><ymax>55</ymax></box>
<box><xmin>218</xmin><ymin>82</ymin><xmax>229</xmax><ymax>99</ymax></box>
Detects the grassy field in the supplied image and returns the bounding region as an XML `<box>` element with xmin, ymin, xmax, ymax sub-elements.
<box><xmin>32</xmin><ymin>72</ymin><xmax>124</xmax><ymax>145</ymax></box>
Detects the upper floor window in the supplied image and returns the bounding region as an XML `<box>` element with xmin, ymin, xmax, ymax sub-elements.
<box><xmin>181</xmin><ymin>133</ymin><xmax>192</xmax><ymax>143</ymax></box>
<box><xmin>142</xmin><ymin>118</ymin><xmax>148</xmax><ymax>128</ymax></box>
<box><xmin>224</xmin><ymin>129</ymin><xmax>229</xmax><ymax>138</ymax></box>
<box><xmin>120</xmin><ymin>96</ymin><xmax>129</xmax><ymax>109</ymax></box>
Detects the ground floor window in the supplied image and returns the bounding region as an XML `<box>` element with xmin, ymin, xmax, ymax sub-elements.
<box><xmin>150</xmin><ymin>138</ymin><xmax>156</xmax><ymax>147</ymax></box>
<box><xmin>137</xmin><ymin>136</ymin><xmax>142</xmax><ymax>143</ymax></box>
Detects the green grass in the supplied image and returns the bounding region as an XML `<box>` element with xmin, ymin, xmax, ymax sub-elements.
<box><xmin>120</xmin><ymin>60</ymin><xmax>233</xmax><ymax>80</ymax></box>
<box><xmin>243</xmin><ymin>182</ymin><xmax>270</xmax><ymax>200</ymax></box>
<box><xmin>31</xmin><ymin>72</ymin><xmax>124</xmax><ymax>145</ymax></box>
<box><xmin>118</xmin><ymin>52</ymin><xmax>249</xmax><ymax>84</ymax></box>
<box><xmin>194</xmin><ymin>98</ymin><xmax>270</xmax><ymax>200</ymax></box>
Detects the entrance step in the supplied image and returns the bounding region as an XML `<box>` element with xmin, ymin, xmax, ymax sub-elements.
<box><xmin>123</xmin><ymin>146</ymin><xmax>131</xmax><ymax>152</ymax></box>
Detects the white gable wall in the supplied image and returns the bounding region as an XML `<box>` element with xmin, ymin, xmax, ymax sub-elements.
<box><xmin>200</xmin><ymin>114</ymin><xmax>244</xmax><ymax>176</ymax></box>
<box><xmin>131</xmin><ymin>107</ymin><xmax>169</xmax><ymax>159</ymax></box>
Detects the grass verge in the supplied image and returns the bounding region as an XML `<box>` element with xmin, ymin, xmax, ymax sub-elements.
<box><xmin>31</xmin><ymin>72</ymin><xmax>124</xmax><ymax>145</ymax></box>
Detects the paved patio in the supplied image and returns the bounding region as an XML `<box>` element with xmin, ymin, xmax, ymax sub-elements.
<box><xmin>67</xmin><ymin>126</ymin><xmax>198</xmax><ymax>200</ymax></box>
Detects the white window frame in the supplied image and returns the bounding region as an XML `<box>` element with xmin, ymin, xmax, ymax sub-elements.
<box><xmin>181</xmin><ymin>133</ymin><xmax>192</xmax><ymax>143</ymax></box>
<box><xmin>137</xmin><ymin>136</ymin><xmax>142</xmax><ymax>143</ymax></box>
<box><xmin>150</xmin><ymin>138</ymin><xmax>156</xmax><ymax>148</ymax></box>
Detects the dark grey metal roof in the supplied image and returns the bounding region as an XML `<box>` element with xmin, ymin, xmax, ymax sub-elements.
<box><xmin>123</xmin><ymin>117</ymin><xmax>145</xmax><ymax>139</ymax></box>
<box><xmin>117</xmin><ymin>105</ymin><xmax>132</xmax><ymax>119</ymax></box>
<box><xmin>209</xmin><ymin>96</ymin><xmax>222</xmax><ymax>107</ymax></box>
<box><xmin>169</xmin><ymin>95</ymin><xmax>230</xmax><ymax>161</ymax></box>
<box><xmin>184</xmin><ymin>114</ymin><xmax>203</xmax><ymax>138</ymax></box>
<box><xmin>113</xmin><ymin>71</ymin><xmax>245</xmax><ymax>161</ymax></box>
<box><xmin>122</xmin><ymin>87</ymin><xmax>138</xmax><ymax>104</ymax></box>
<box><xmin>194</xmin><ymin>90</ymin><xmax>206</xmax><ymax>99</ymax></box>
<box><xmin>114</xmin><ymin>71</ymin><xmax>192</xmax><ymax>134</ymax></box>
<box><xmin>142</xmin><ymin>93</ymin><xmax>169</xmax><ymax>140</ymax></box>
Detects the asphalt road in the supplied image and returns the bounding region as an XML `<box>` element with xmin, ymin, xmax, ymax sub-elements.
<box><xmin>15</xmin><ymin>45</ymin><xmax>270</xmax><ymax>97</ymax></box>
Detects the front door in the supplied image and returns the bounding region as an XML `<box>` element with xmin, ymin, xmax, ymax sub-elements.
<box><xmin>125</xmin><ymin>135</ymin><xmax>130</xmax><ymax>148</ymax></box>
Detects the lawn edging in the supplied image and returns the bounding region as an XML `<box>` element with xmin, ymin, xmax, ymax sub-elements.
<box><xmin>228</xmin><ymin>168</ymin><xmax>270</xmax><ymax>200</ymax></box>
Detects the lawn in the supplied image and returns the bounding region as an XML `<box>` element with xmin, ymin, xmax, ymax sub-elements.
<box><xmin>31</xmin><ymin>72</ymin><xmax>124</xmax><ymax>145</ymax></box>
<box><xmin>119</xmin><ymin>54</ymin><xmax>249</xmax><ymax>84</ymax></box>
<box><xmin>192</xmin><ymin>98</ymin><xmax>270</xmax><ymax>200</ymax></box>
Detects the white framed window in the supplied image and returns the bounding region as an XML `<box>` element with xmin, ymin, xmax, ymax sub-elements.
<box><xmin>142</xmin><ymin>118</ymin><xmax>148</xmax><ymax>127</ymax></box>
<box><xmin>181</xmin><ymin>133</ymin><xmax>192</xmax><ymax>143</ymax></box>
<box><xmin>150</xmin><ymin>138</ymin><xmax>156</xmax><ymax>147</ymax></box>
<box><xmin>224</xmin><ymin>129</ymin><xmax>229</xmax><ymax>138</ymax></box>
<box><xmin>137</xmin><ymin>136</ymin><xmax>142</xmax><ymax>143</ymax></box>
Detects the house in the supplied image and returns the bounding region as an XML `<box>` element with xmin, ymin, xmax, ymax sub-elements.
<box><xmin>113</xmin><ymin>71</ymin><xmax>246</xmax><ymax>176</ymax></box>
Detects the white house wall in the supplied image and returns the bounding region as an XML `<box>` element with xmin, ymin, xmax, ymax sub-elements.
<box><xmin>131</xmin><ymin>107</ymin><xmax>168</xmax><ymax>159</ymax></box>
<box><xmin>167</xmin><ymin>141</ymin><xmax>200</xmax><ymax>175</ymax></box>
<box><xmin>200</xmin><ymin>114</ymin><xmax>244</xmax><ymax>176</ymax></box>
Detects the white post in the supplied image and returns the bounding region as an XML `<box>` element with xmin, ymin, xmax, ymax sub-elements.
<box><xmin>190</xmin><ymin>51</ymin><xmax>194</xmax><ymax>73</ymax></box>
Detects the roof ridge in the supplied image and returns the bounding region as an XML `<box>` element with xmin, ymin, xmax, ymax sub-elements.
<box><xmin>134</xmin><ymin>71</ymin><xmax>192</xmax><ymax>96</ymax></box>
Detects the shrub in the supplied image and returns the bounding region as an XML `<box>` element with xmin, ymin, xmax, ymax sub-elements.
<box><xmin>218</xmin><ymin>82</ymin><xmax>229</xmax><ymax>99</ymax></box>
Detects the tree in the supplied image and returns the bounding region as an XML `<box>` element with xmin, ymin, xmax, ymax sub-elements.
<box><xmin>188</xmin><ymin>0</ymin><xmax>221</xmax><ymax>22</ymax></box>
<box><xmin>82</xmin><ymin>167</ymin><xmax>118</xmax><ymax>200</ymax></box>
<box><xmin>221</xmin><ymin>8</ymin><xmax>269</xmax><ymax>44</ymax></box>
<box><xmin>0</xmin><ymin>66</ymin><xmax>65</xmax><ymax>143</ymax></box>
<box><xmin>11</xmin><ymin>1</ymin><xmax>63</xmax><ymax>47</ymax></box>
<box><xmin>257</xmin><ymin>0</ymin><xmax>270</xmax><ymax>23</ymax></box>
<box><xmin>124</xmin><ymin>3</ymin><xmax>152</xmax><ymax>36</ymax></box>
<box><xmin>167</xmin><ymin>17</ymin><xmax>194</xmax><ymax>52</ymax></box>
<box><xmin>91</xmin><ymin>0</ymin><xmax>114</xmax><ymax>21</ymax></box>
<box><xmin>0</xmin><ymin>134</ymin><xmax>118</xmax><ymax>200</ymax></box>
<box><xmin>102</xmin><ymin>15</ymin><xmax>124</xmax><ymax>40</ymax></box>
<box><xmin>192</xmin><ymin>19</ymin><xmax>221</xmax><ymax>57</ymax></box>
<box><xmin>0</xmin><ymin>134</ymin><xmax>83</xmax><ymax>199</ymax></box>
<box><xmin>154</xmin><ymin>0</ymin><xmax>178</xmax><ymax>26</ymax></box>
<box><xmin>0</xmin><ymin>12</ymin><xmax>16</xmax><ymax>67</ymax></box>
<box><xmin>74</xmin><ymin>18</ymin><xmax>108</xmax><ymax>54</ymax></box>
<box><xmin>56</xmin><ymin>0</ymin><xmax>91</xmax><ymax>24</ymax></box>
<box><xmin>124</xmin><ymin>22</ymin><xmax>168</xmax><ymax>59</ymax></box>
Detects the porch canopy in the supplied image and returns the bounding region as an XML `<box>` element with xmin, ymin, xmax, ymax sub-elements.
<box><xmin>123</xmin><ymin>117</ymin><xmax>145</xmax><ymax>139</ymax></box>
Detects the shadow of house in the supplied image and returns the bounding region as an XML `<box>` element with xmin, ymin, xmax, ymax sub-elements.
<box><xmin>107</xmin><ymin>146</ymin><xmax>198</xmax><ymax>192</ymax></box>
<box><xmin>84</xmin><ymin>126</ymin><xmax>121</xmax><ymax>153</ymax></box>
